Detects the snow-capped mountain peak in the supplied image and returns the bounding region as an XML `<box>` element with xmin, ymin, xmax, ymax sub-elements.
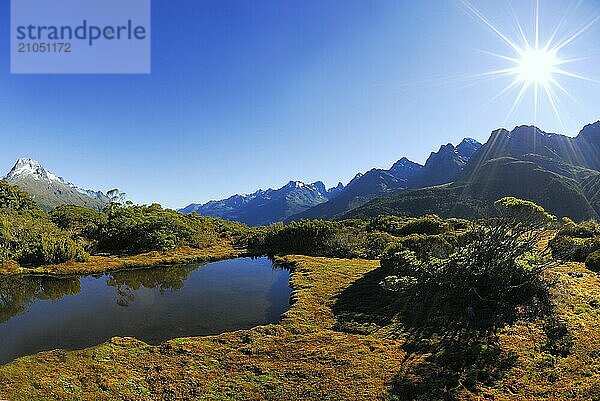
<box><xmin>179</xmin><ymin>179</ymin><xmax>345</xmax><ymax>225</ymax></box>
<box><xmin>3</xmin><ymin>158</ymin><xmax>110</xmax><ymax>209</ymax></box>
<box><xmin>5</xmin><ymin>158</ymin><xmax>59</xmax><ymax>183</ymax></box>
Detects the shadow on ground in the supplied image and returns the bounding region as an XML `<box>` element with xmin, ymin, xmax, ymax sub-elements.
<box><xmin>332</xmin><ymin>266</ymin><xmax>561</xmax><ymax>401</ymax></box>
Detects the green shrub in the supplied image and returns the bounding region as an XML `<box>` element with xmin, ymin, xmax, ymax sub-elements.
<box><xmin>380</xmin><ymin>221</ymin><xmax>549</xmax><ymax>320</ymax></box>
<box><xmin>51</xmin><ymin>205</ymin><xmax>107</xmax><ymax>233</ymax></box>
<box><xmin>549</xmin><ymin>235</ymin><xmax>600</xmax><ymax>262</ymax></box>
<box><xmin>495</xmin><ymin>197</ymin><xmax>556</xmax><ymax>225</ymax></box>
<box><xmin>0</xmin><ymin>180</ymin><xmax>249</xmax><ymax>265</ymax></box>
<box><xmin>367</xmin><ymin>215</ymin><xmax>409</xmax><ymax>235</ymax></box>
<box><xmin>585</xmin><ymin>251</ymin><xmax>600</xmax><ymax>272</ymax></box>
<box><xmin>249</xmin><ymin>216</ymin><xmax>466</xmax><ymax>259</ymax></box>
<box><xmin>24</xmin><ymin>235</ymin><xmax>89</xmax><ymax>265</ymax></box>
<box><xmin>97</xmin><ymin>204</ymin><xmax>220</xmax><ymax>253</ymax></box>
<box><xmin>50</xmin><ymin>205</ymin><xmax>108</xmax><ymax>252</ymax></box>
<box><xmin>397</xmin><ymin>215</ymin><xmax>448</xmax><ymax>236</ymax></box>
<box><xmin>381</xmin><ymin>247</ymin><xmax>424</xmax><ymax>276</ymax></box>
<box><xmin>253</xmin><ymin>220</ymin><xmax>351</xmax><ymax>257</ymax></box>
<box><xmin>361</xmin><ymin>231</ymin><xmax>397</xmax><ymax>260</ymax></box>
<box><xmin>558</xmin><ymin>218</ymin><xmax>600</xmax><ymax>239</ymax></box>
<box><xmin>395</xmin><ymin>234</ymin><xmax>454</xmax><ymax>260</ymax></box>
<box><xmin>447</xmin><ymin>217</ymin><xmax>471</xmax><ymax>231</ymax></box>
<box><xmin>0</xmin><ymin>212</ymin><xmax>89</xmax><ymax>266</ymax></box>
<box><xmin>0</xmin><ymin>181</ymin><xmax>39</xmax><ymax>212</ymax></box>
<box><xmin>367</xmin><ymin>215</ymin><xmax>449</xmax><ymax>236</ymax></box>
<box><xmin>248</xmin><ymin>220</ymin><xmax>366</xmax><ymax>258</ymax></box>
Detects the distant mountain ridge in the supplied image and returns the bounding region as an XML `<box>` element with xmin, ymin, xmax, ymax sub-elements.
<box><xmin>290</xmin><ymin>137</ymin><xmax>482</xmax><ymax>220</ymax></box>
<box><xmin>181</xmin><ymin>136</ymin><xmax>482</xmax><ymax>224</ymax></box>
<box><xmin>2</xmin><ymin>158</ymin><xmax>109</xmax><ymax>211</ymax></box>
<box><xmin>347</xmin><ymin>122</ymin><xmax>600</xmax><ymax>221</ymax></box>
<box><xmin>180</xmin><ymin>180</ymin><xmax>344</xmax><ymax>226</ymax></box>
<box><xmin>181</xmin><ymin>122</ymin><xmax>600</xmax><ymax>224</ymax></box>
<box><xmin>415</xmin><ymin>138</ymin><xmax>482</xmax><ymax>187</ymax></box>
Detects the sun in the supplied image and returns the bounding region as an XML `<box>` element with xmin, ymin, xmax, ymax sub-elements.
<box><xmin>459</xmin><ymin>0</ymin><xmax>599</xmax><ymax>127</ymax></box>
<box><xmin>515</xmin><ymin>48</ymin><xmax>559</xmax><ymax>86</ymax></box>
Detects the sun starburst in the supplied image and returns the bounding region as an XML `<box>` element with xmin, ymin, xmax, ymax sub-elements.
<box><xmin>460</xmin><ymin>0</ymin><xmax>599</xmax><ymax>127</ymax></box>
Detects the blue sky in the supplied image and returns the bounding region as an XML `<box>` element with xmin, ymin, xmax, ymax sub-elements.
<box><xmin>1</xmin><ymin>0</ymin><xmax>599</xmax><ymax>208</ymax></box>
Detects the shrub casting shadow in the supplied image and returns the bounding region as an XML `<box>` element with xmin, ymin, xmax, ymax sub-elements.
<box><xmin>332</xmin><ymin>264</ymin><xmax>557</xmax><ymax>401</ymax></box>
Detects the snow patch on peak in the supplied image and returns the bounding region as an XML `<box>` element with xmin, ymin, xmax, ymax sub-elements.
<box><xmin>5</xmin><ymin>158</ymin><xmax>58</xmax><ymax>183</ymax></box>
<box><xmin>459</xmin><ymin>137</ymin><xmax>480</xmax><ymax>146</ymax></box>
<box><xmin>4</xmin><ymin>158</ymin><xmax>108</xmax><ymax>203</ymax></box>
<box><xmin>285</xmin><ymin>180</ymin><xmax>307</xmax><ymax>189</ymax></box>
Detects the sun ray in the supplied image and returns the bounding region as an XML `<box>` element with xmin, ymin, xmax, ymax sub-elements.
<box><xmin>553</xmin><ymin>15</ymin><xmax>600</xmax><ymax>52</ymax></box>
<box><xmin>535</xmin><ymin>0</ymin><xmax>540</xmax><ymax>49</ymax></box>
<box><xmin>472</xmin><ymin>48</ymin><xmax>521</xmax><ymax>63</ymax></box>
<box><xmin>475</xmin><ymin>67</ymin><xmax>519</xmax><ymax>78</ymax></box>
<box><xmin>548</xmin><ymin>76</ymin><xmax>586</xmax><ymax>111</ymax></box>
<box><xmin>555</xmin><ymin>56</ymin><xmax>592</xmax><ymax>65</ymax></box>
<box><xmin>544</xmin><ymin>0</ymin><xmax>583</xmax><ymax>49</ymax></box>
<box><xmin>507</xmin><ymin>0</ymin><xmax>530</xmax><ymax>48</ymax></box>
<box><xmin>481</xmin><ymin>79</ymin><xmax>522</xmax><ymax>108</ymax></box>
<box><xmin>554</xmin><ymin>68</ymin><xmax>600</xmax><ymax>83</ymax></box>
<box><xmin>543</xmin><ymin>84</ymin><xmax>565</xmax><ymax>129</ymax></box>
<box><xmin>534</xmin><ymin>83</ymin><xmax>539</xmax><ymax>123</ymax></box>
<box><xmin>460</xmin><ymin>0</ymin><xmax>523</xmax><ymax>54</ymax></box>
<box><xmin>504</xmin><ymin>81</ymin><xmax>529</xmax><ymax>124</ymax></box>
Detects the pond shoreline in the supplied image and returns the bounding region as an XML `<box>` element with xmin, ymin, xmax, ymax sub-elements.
<box><xmin>0</xmin><ymin>256</ymin><xmax>292</xmax><ymax>365</ymax></box>
<box><xmin>0</xmin><ymin>242</ymin><xmax>246</xmax><ymax>277</ymax></box>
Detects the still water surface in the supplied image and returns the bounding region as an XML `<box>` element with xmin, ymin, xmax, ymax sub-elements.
<box><xmin>0</xmin><ymin>257</ymin><xmax>290</xmax><ymax>364</ymax></box>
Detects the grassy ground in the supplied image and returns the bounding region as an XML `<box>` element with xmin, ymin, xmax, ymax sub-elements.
<box><xmin>0</xmin><ymin>243</ymin><xmax>241</xmax><ymax>276</ymax></box>
<box><xmin>0</xmin><ymin>255</ymin><xmax>598</xmax><ymax>400</ymax></box>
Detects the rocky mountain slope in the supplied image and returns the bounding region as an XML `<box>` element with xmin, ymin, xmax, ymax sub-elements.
<box><xmin>291</xmin><ymin>138</ymin><xmax>482</xmax><ymax>220</ymax></box>
<box><xmin>2</xmin><ymin>158</ymin><xmax>109</xmax><ymax>211</ymax></box>
<box><xmin>347</xmin><ymin>122</ymin><xmax>600</xmax><ymax>221</ymax></box>
<box><xmin>180</xmin><ymin>180</ymin><xmax>344</xmax><ymax>226</ymax></box>
<box><xmin>182</xmin><ymin>137</ymin><xmax>482</xmax><ymax>224</ymax></box>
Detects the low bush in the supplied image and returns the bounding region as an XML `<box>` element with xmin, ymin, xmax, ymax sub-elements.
<box><xmin>0</xmin><ymin>212</ymin><xmax>89</xmax><ymax>266</ymax></box>
<box><xmin>380</xmin><ymin>221</ymin><xmax>549</xmax><ymax>320</ymax></box>
<box><xmin>0</xmin><ymin>181</ymin><xmax>39</xmax><ymax>212</ymax></box>
<box><xmin>447</xmin><ymin>217</ymin><xmax>471</xmax><ymax>231</ymax></box>
<box><xmin>394</xmin><ymin>234</ymin><xmax>454</xmax><ymax>260</ymax></box>
<box><xmin>20</xmin><ymin>235</ymin><xmax>89</xmax><ymax>265</ymax></box>
<box><xmin>249</xmin><ymin>216</ymin><xmax>468</xmax><ymax>260</ymax></box>
<box><xmin>368</xmin><ymin>215</ymin><xmax>448</xmax><ymax>236</ymax></box>
<box><xmin>50</xmin><ymin>205</ymin><xmax>108</xmax><ymax>252</ymax></box>
<box><xmin>0</xmin><ymin>180</ymin><xmax>250</xmax><ymax>267</ymax></box>
<box><xmin>558</xmin><ymin>218</ymin><xmax>600</xmax><ymax>239</ymax></box>
<box><xmin>97</xmin><ymin>204</ymin><xmax>221</xmax><ymax>253</ymax></box>
<box><xmin>549</xmin><ymin>235</ymin><xmax>600</xmax><ymax>262</ymax></box>
<box><xmin>50</xmin><ymin>205</ymin><xmax>107</xmax><ymax>233</ymax></box>
<box><xmin>361</xmin><ymin>231</ymin><xmax>398</xmax><ymax>260</ymax></box>
<box><xmin>585</xmin><ymin>251</ymin><xmax>600</xmax><ymax>273</ymax></box>
<box><xmin>248</xmin><ymin>220</ymin><xmax>360</xmax><ymax>258</ymax></box>
<box><xmin>495</xmin><ymin>197</ymin><xmax>556</xmax><ymax>225</ymax></box>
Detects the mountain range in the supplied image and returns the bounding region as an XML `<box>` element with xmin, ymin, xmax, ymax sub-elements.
<box><xmin>2</xmin><ymin>158</ymin><xmax>109</xmax><ymax>211</ymax></box>
<box><xmin>180</xmin><ymin>180</ymin><xmax>344</xmax><ymax>226</ymax></box>
<box><xmin>181</xmin><ymin>137</ymin><xmax>483</xmax><ymax>224</ymax></box>
<box><xmin>4</xmin><ymin>120</ymin><xmax>600</xmax><ymax>223</ymax></box>
<box><xmin>347</xmin><ymin>122</ymin><xmax>600</xmax><ymax>221</ymax></box>
<box><xmin>182</xmin><ymin>121</ymin><xmax>600</xmax><ymax>224</ymax></box>
<box><xmin>290</xmin><ymin>138</ymin><xmax>482</xmax><ymax>221</ymax></box>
